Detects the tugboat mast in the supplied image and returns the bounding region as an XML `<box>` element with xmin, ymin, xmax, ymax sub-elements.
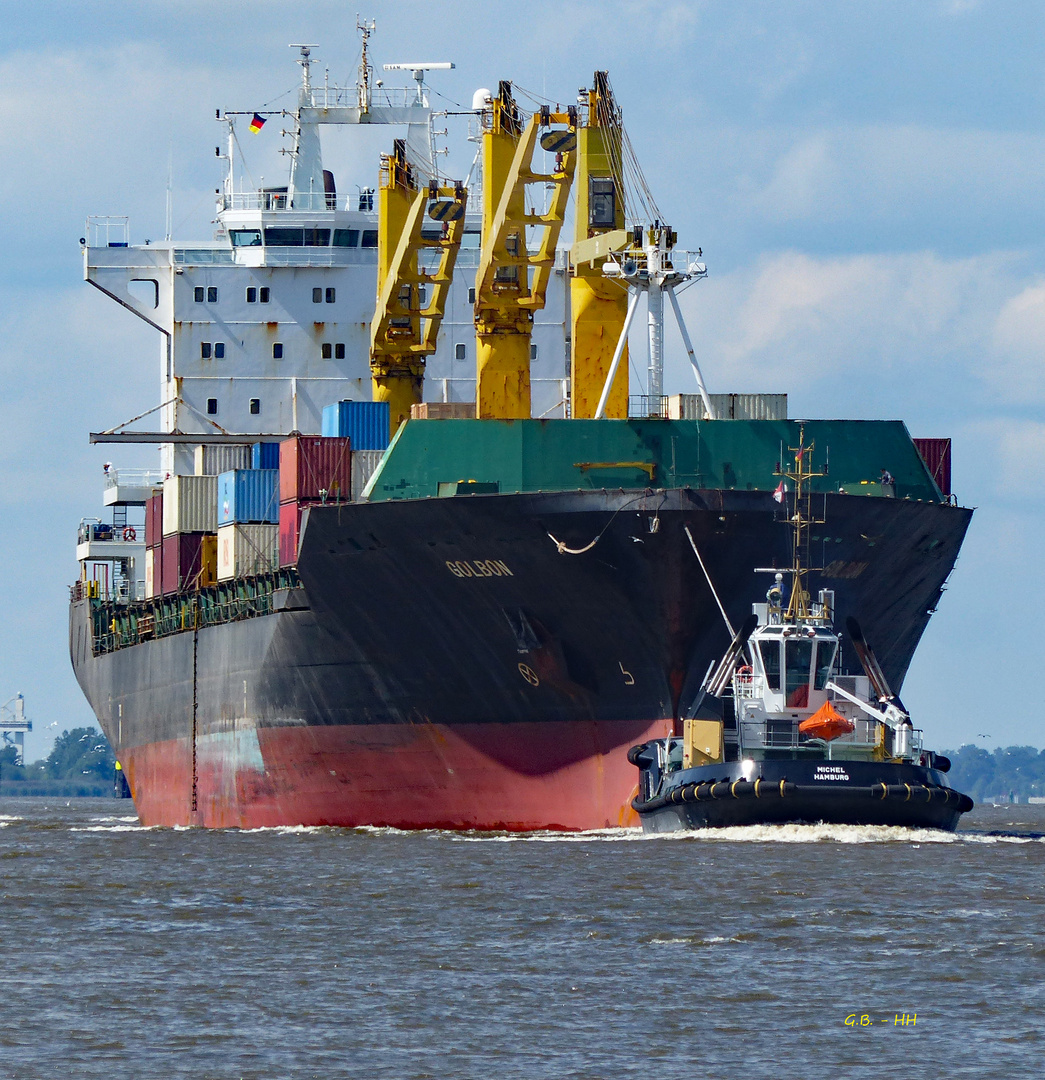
<box><xmin>776</xmin><ymin>425</ymin><xmax>824</xmax><ymax>623</ymax></box>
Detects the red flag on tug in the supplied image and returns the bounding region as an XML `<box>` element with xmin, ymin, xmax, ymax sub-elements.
<box><xmin>773</xmin><ymin>481</ymin><xmax>786</xmax><ymax>504</ymax></box>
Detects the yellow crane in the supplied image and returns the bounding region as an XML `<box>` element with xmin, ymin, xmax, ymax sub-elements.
<box><xmin>474</xmin><ymin>83</ymin><xmax>576</xmax><ymax>419</ymax></box>
<box><xmin>570</xmin><ymin>72</ymin><xmax>631</xmax><ymax>419</ymax></box>
<box><xmin>371</xmin><ymin>139</ymin><xmax>467</xmax><ymax>431</ymax></box>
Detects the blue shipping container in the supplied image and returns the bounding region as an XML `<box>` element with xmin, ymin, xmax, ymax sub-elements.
<box><xmin>322</xmin><ymin>400</ymin><xmax>390</xmax><ymax>450</ymax></box>
<box><xmin>251</xmin><ymin>441</ymin><xmax>280</xmax><ymax>470</ymax></box>
<box><xmin>217</xmin><ymin>469</ymin><xmax>279</xmax><ymax>525</ymax></box>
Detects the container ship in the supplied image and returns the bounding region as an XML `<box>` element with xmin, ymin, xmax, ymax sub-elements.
<box><xmin>70</xmin><ymin>27</ymin><xmax>971</xmax><ymax>829</ymax></box>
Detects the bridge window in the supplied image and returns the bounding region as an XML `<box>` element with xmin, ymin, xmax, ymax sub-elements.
<box><xmin>214</xmin><ymin>342</ymin><xmax>225</xmax><ymax>359</ymax></box>
<box><xmin>207</xmin><ymin>286</ymin><xmax>218</xmax><ymax>303</ymax></box>
<box><xmin>814</xmin><ymin>641</ymin><xmax>837</xmax><ymax>691</ymax></box>
<box><xmin>207</xmin><ymin>398</ymin><xmax>217</xmax><ymax>415</ymax></box>
<box><xmin>785</xmin><ymin>638</ymin><xmax>813</xmax><ymax>708</ymax></box>
<box><xmin>758</xmin><ymin>640</ymin><xmax>780</xmax><ymax>691</ymax></box>
<box><xmin>194</xmin><ymin>287</ymin><xmax>205</xmax><ymax>302</ymax></box>
<box><xmin>272</xmin><ymin>343</ymin><xmax>283</xmax><ymax>359</ymax></box>
<box><xmin>361</xmin><ymin>229</ymin><xmax>378</xmax><ymax>248</ymax></box>
<box><xmin>249</xmin><ymin>398</ymin><xmax>260</xmax><ymax>415</ymax></box>
<box><xmin>231</xmin><ymin>229</ymin><xmax>262</xmax><ymax>247</ymax></box>
<box><xmin>200</xmin><ymin>342</ymin><xmax>212</xmax><ymax>359</ymax></box>
<box><xmin>335</xmin><ymin>343</ymin><xmax>345</xmax><ymax>360</ymax></box>
<box><xmin>333</xmin><ymin>229</ymin><xmax>359</xmax><ymax>247</ymax></box>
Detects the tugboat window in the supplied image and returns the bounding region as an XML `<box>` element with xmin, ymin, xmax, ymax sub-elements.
<box><xmin>455</xmin><ymin>343</ymin><xmax>466</xmax><ymax>360</ymax></box>
<box><xmin>249</xmin><ymin>398</ymin><xmax>260</xmax><ymax>415</ymax></box>
<box><xmin>334</xmin><ymin>343</ymin><xmax>345</xmax><ymax>360</ymax></box>
<box><xmin>361</xmin><ymin>229</ymin><xmax>378</xmax><ymax>248</ymax></box>
<box><xmin>259</xmin><ymin>287</ymin><xmax>270</xmax><ymax>303</ymax></box>
<box><xmin>246</xmin><ymin>287</ymin><xmax>257</xmax><ymax>303</ymax></box>
<box><xmin>321</xmin><ymin>343</ymin><xmax>332</xmax><ymax>359</ymax></box>
<box><xmin>814</xmin><ymin>641</ymin><xmax>837</xmax><ymax>691</ymax></box>
<box><xmin>272</xmin><ymin>343</ymin><xmax>283</xmax><ymax>359</ymax></box>
<box><xmin>194</xmin><ymin>287</ymin><xmax>205</xmax><ymax>302</ymax></box>
<box><xmin>207</xmin><ymin>287</ymin><xmax>218</xmax><ymax>303</ymax></box>
<box><xmin>759</xmin><ymin>640</ymin><xmax>781</xmax><ymax>691</ymax></box>
<box><xmin>326</xmin><ymin>288</ymin><xmax>336</xmax><ymax>303</ymax></box>
<box><xmin>214</xmin><ymin>342</ymin><xmax>225</xmax><ymax>359</ymax></box>
<box><xmin>333</xmin><ymin>229</ymin><xmax>359</xmax><ymax>247</ymax></box>
<box><xmin>313</xmin><ymin>288</ymin><xmax>323</xmax><ymax>303</ymax></box>
<box><xmin>785</xmin><ymin>639</ymin><xmax>813</xmax><ymax>708</ymax></box>
<box><xmin>206</xmin><ymin>398</ymin><xmax>217</xmax><ymax>415</ymax></box>
<box><xmin>200</xmin><ymin>342</ymin><xmax>212</xmax><ymax>359</ymax></box>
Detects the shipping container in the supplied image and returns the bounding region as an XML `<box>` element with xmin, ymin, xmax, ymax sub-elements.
<box><xmin>162</xmin><ymin>475</ymin><xmax>218</xmax><ymax>536</ymax></box>
<box><xmin>913</xmin><ymin>438</ymin><xmax>952</xmax><ymax>497</ymax></box>
<box><xmin>145</xmin><ymin>547</ymin><xmax>161</xmax><ymax>598</ymax></box>
<box><xmin>279</xmin><ymin>436</ymin><xmax>352</xmax><ymax>503</ymax></box>
<box><xmin>251</xmin><ymin>441</ymin><xmax>280</xmax><ymax>470</ymax></box>
<box><xmin>217</xmin><ymin>523</ymin><xmax>279</xmax><ymax>581</ymax></box>
<box><xmin>145</xmin><ymin>493</ymin><xmax>164</xmax><ymax>549</ymax></box>
<box><xmin>351</xmin><ymin>450</ymin><xmax>385</xmax><ymax>500</ymax></box>
<box><xmin>409</xmin><ymin>401</ymin><xmax>476</xmax><ymax>420</ymax></box>
<box><xmin>322</xmin><ymin>400</ymin><xmax>390</xmax><ymax>449</ymax></box>
<box><xmin>194</xmin><ymin>443</ymin><xmax>252</xmax><ymax>476</ymax></box>
<box><xmin>217</xmin><ymin>469</ymin><xmax>279</xmax><ymax>525</ymax></box>
<box><xmin>667</xmin><ymin>393</ymin><xmax>788</xmax><ymax>421</ymax></box>
<box><xmin>160</xmin><ymin>532</ymin><xmax>209</xmax><ymax>594</ymax></box>
<box><xmin>279</xmin><ymin>500</ymin><xmax>314</xmax><ymax>566</ymax></box>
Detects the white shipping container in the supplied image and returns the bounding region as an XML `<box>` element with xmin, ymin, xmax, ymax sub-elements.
<box><xmin>217</xmin><ymin>523</ymin><xmax>279</xmax><ymax>581</ymax></box>
<box><xmin>194</xmin><ymin>443</ymin><xmax>251</xmax><ymax>476</ymax></box>
<box><xmin>667</xmin><ymin>393</ymin><xmax>788</xmax><ymax>421</ymax></box>
<box><xmin>145</xmin><ymin>549</ymin><xmax>158</xmax><ymax>598</ymax></box>
<box><xmin>352</xmin><ymin>450</ymin><xmax>385</xmax><ymax>501</ymax></box>
<box><xmin>162</xmin><ymin>475</ymin><xmax>218</xmax><ymax>536</ymax></box>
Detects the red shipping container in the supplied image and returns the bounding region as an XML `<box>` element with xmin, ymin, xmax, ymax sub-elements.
<box><xmin>913</xmin><ymin>437</ymin><xmax>951</xmax><ymax>497</ymax></box>
<box><xmin>161</xmin><ymin>532</ymin><xmax>206</xmax><ymax>595</ymax></box>
<box><xmin>279</xmin><ymin>436</ymin><xmax>351</xmax><ymax>503</ymax></box>
<box><xmin>146</xmin><ymin>493</ymin><xmax>164</xmax><ymax>549</ymax></box>
<box><xmin>279</xmin><ymin>500</ymin><xmax>319</xmax><ymax>566</ymax></box>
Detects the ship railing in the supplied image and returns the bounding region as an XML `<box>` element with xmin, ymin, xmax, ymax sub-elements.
<box><xmin>104</xmin><ymin>468</ymin><xmax>164</xmax><ymax>490</ymax></box>
<box><xmin>87</xmin><ymin>215</ymin><xmax>129</xmax><ymax>248</ymax></box>
<box><xmin>733</xmin><ymin>673</ymin><xmax>765</xmax><ymax>700</ymax></box>
<box><xmin>629</xmin><ymin>395</ymin><xmax>670</xmax><ymax>418</ymax></box>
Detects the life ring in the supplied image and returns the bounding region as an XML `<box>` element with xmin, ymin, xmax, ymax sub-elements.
<box><xmin>735</xmin><ymin>664</ymin><xmax>753</xmax><ymax>682</ymax></box>
<box><xmin>122</xmin><ymin>526</ymin><xmax>137</xmax><ymax>542</ymax></box>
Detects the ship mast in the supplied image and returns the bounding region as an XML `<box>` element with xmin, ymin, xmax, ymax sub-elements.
<box><xmin>777</xmin><ymin>425</ymin><xmax>825</xmax><ymax>622</ymax></box>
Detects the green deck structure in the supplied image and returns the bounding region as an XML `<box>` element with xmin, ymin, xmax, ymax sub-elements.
<box><xmin>364</xmin><ymin>419</ymin><xmax>945</xmax><ymax>503</ymax></box>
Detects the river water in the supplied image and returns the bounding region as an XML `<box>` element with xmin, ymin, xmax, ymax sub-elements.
<box><xmin>1</xmin><ymin>798</ymin><xmax>1042</xmax><ymax>1080</ymax></box>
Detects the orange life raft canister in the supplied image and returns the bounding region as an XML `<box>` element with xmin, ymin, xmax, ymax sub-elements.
<box><xmin>798</xmin><ymin>700</ymin><xmax>855</xmax><ymax>742</ymax></box>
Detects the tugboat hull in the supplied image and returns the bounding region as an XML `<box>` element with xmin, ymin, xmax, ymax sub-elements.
<box><xmin>633</xmin><ymin>758</ymin><xmax>973</xmax><ymax>832</ymax></box>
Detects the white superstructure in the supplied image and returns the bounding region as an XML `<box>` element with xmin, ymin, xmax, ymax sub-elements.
<box><xmin>84</xmin><ymin>31</ymin><xmax>569</xmax><ymax>476</ymax></box>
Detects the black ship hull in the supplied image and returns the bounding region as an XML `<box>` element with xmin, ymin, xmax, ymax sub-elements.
<box><xmin>70</xmin><ymin>488</ymin><xmax>972</xmax><ymax>828</ymax></box>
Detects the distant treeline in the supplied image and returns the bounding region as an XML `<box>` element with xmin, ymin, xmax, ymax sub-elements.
<box><xmin>0</xmin><ymin>727</ymin><xmax>117</xmax><ymax>797</ymax></box>
<box><xmin>941</xmin><ymin>745</ymin><xmax>1045</xmax><ymax>803</ymax></box>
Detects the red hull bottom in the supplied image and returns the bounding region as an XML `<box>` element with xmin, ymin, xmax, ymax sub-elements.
<box><xmin>121</xmin><ymin>719</ymin><xmax>671</xmax><ymax>830</ymax></box>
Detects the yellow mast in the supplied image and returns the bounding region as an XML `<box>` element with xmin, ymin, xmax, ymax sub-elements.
<box><xmin>474</xmin><ymin>84</ymin><xmax>576</xmax><ymax>419</ymax></box>
<box><xmin>371</xmin><ymin>139</ymin><xmax>467</xmax><ymax>432</ymax></box>
<box><xmin>570</xmin><ymin>71</ymin><xmax>630</xmax><ymax>419</ymax></box>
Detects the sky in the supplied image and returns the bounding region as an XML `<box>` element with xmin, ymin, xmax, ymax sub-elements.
<box><xmin>1</xmin><ymin>0</ymin><xmax>1043</xmax><ymax>759</ymax></box>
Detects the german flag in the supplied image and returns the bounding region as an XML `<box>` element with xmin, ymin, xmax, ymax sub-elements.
<box><xmin>249</xmin><ymin>113</ymin><xmax>266</xmax><ymax>134</ymax></box>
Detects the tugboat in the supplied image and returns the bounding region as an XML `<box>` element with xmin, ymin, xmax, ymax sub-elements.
<box><xmin>629</xmin><ymin>430</ymin><xmax>974</xmax><ymax>832</ymax></box>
